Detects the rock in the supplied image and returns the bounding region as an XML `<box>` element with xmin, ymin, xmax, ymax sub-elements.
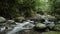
<box><xmin>7</xmin><ymin>20</ymin><xmax>14</xmax><ymax>23</ymax></box>
<box><xmin>44</xmin><ymin>19</ymin><xmax>55</xmax><ymax>29</ymax></box>
<box><xmin>35</xmin><ymin>23</ymin><xmax>46</xmax><ymax>29</ymax></box>
<box><xmin>41</xmin><ymin>15</ymin><xmax>56</xmax><ymax>20</ymax></box>
<box><xmin>0</xmin><ymin>27</ymin><xmax>6</xmax><ymax>32</ymax></box>
<box><xmin>54</xmin><ymin>24</ymin><xmax>60</xmax><ymax>31</ymax></box>
<box><xmin>0</xmin><ymin>17</ymin><xmax>6</xmax><ymax>23</ymax></box>
<box><xmin>58</xmin><ymin>21</ymin><xmax>60</xmax><ymax>24</ymax></box>
<box><xmin>6</xmin><ymin>20</ymin><xmax>15</xmax><ymax>24</ymax></box>
<box><xmin>16</xmin><ymin>17</ymin><xmax>25</xmax><ymax>20</ymax></box>
<box><xmin>14</xmin><ymin>17</ymin><xmax>25</xmax><ymax>22</ymax></box>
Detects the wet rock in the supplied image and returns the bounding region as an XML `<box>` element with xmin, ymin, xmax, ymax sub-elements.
<box><xmin>0</xmin><ymin>17</ymin><xmax>6</xmax><ymax>23</ymax></box>
<box><xmin>43</xmin><ymin>19</ymin><xmax>55</xmax><ymax>30</ymax></box>
<box><xmin>0</xmin><ymin>27</ymin><xmax>6</xmax><ymax>32</ymax></box>
<box><xmin>6</xmin><ymin>20</ymin><xmax>15</xmax><ymax>24</ymax></box>
<box><xmin>25</xmin><ymin>20</ymin><xmax>34</xmax><ymax>24</ymax></box>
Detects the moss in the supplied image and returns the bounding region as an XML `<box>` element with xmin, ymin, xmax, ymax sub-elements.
<box><xmin>44</xmin><ymin>31</ymin><xmax>60</xmax><ymax>34</ymax></box>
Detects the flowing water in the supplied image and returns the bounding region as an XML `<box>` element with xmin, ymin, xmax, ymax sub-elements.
<box><xmin>6</xmin><ymin>22</ymin><xmax>35</xmax><ymax>34</ymax></box>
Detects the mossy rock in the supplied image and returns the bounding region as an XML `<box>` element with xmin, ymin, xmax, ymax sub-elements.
<box><xmin>16</xmin><ymin>17</ymin><xmax>25</xmax><ymax>20</ymax></box>
<box><xmin>14</xmin><ymin>17</ymin><xmax>25</xmax><ymax>22</ymax></box>
<box><xmin>0</xmin><ymin>17</ymin><xmax>6</xmax><ymax>23</ymax></box>
<box><xmin>35</xmin><ymin>23</ymin><xmax>46</xmax><ymax>29</ymax></box>
<box><xmin>54</xmin><ymin>24</ymin><xmax>60</xmax><ymax>31</ymax></box>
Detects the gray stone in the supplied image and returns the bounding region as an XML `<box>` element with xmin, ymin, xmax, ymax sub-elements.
<box><xmin>0</xmin><ymin>17</ymin><xmax>6</xmax><ymax>23</ymax></box>
<box><xmin>6</xmin><ymin>20</ymin><xmax>15</xmax><ymax>24</ymax></box>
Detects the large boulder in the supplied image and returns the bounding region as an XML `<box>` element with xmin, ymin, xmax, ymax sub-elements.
<box><xmin>0</xmin><ymin>17</ymin><xmax>6</xmax><ymax>23</ymax></box>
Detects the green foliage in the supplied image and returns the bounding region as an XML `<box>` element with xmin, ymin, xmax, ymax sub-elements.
<box><xmin>16</xmin><ymin>0</ymin><xmax>36</xmax><ymax>17</ymax></box>
<box><xmin>0</xmin><ymin>0</ymin><xmax>36</xmax><ymax>18</ymax></box>
<box><xmin>35</xmin><ymin>0</ymin><xmax>54</xmax><ymax>14</ymax></box>
<box><xmin>50</xmin><ymin>0</ymin><xmax>60</xmax><ymax>15</ymax></box>
<box><xmin>0</xmin><ymin>0</ymin><xmax>60</xmax><ymax>19</ymax></box>
<box><xmin>54</xmin><ymin>0</ymin><xmax>60</xmax><ymax>15</ymax></box>
<box><xmin>37</xmin><ymin>0</ymin><xmax>51</xmax><ymax>13</ymax></box>
<box><xmin>0</xmin><ymin>0</ymin><xmax>20</xmax><ymax>18</ymax></box>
